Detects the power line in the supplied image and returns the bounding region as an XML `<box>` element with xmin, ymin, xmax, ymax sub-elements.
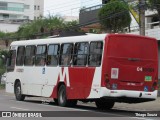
<box><xmin>24</xmin><ymin>0</ymin><xmax>96</xmax><ymax>17</ymax></box>
<box><xmin>1</xmin><ymin>0</ymin><xmax>115</xmax><ymax>30</ymax></box>
<box><xmin>0</xmin><ymin>1</ymin><xmax>99</xmax><ymax>29</ymax></box>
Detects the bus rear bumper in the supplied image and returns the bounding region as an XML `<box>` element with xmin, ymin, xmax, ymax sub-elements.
<box><xmin>100</xmin><ymin>87</ymin><xmax>157</xmax><ymax>102</ymax></box>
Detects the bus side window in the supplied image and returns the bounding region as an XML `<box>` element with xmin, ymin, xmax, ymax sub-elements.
<box><xmin>7</xmin><ymin>50</ymin><xmax>16</xmax><ymax>72</ymax></box>
<box><xmin>35</xmin><ymin>45</ymin><xmax>47</xmax><ymax>66</ymax></box>
<box><xmin>60</xmin><ymin>43</ymin><xmax>73</xmax><ymax>66</ymax></box>
<box><xmin>47</xmin><ymin>44</ymin><xmax>59</xmax><ymax>66</ymax></box>
<box><xmin>89</xmin><ymin>41</ymin><xmax>103</xmax><ymax>66</ymax></box>
<box><xmin>24</xmin><ymin>46</ymin><xmax>36</xmax><ymax>66</ymax></box>
<box><xmin>16</xmin><ymin>46</ymin><xmax>25</xmax><ymax>66</ymax></box>
<box><xmin>73</xmin><ymin>42</ymin><xmax>89</xmax><ymax>66</ymax></box>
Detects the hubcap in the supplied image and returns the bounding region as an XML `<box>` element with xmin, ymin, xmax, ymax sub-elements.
<box><xmin>60</xmin><ymin>89</ymin><xmax>65</xmax><ymax>104</ymax></box>
<box><xmin>16</xmin><ymin>86</ymin><xmax>21</xmax><ymax>97</ymax></box>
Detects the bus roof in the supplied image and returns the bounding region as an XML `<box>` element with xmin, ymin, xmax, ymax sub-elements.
<box><xmin>11</xmin><ymin>34</ymin><xmax>107</xmax><ymax>46</ymax></box>
<box><xmin>10</xmin><ymin>33</ymin><xmax>157</xmax><ymax>46</ymax></box>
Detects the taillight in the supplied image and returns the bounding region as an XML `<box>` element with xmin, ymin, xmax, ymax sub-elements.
<box><xmin>105</xmin><ymin>74</ymin><xmax>111</xmax><ymax>89</ymax></box>
<box><xmin>151</xmin><ymin>76</ymin><xmax>158</xmax><ymax>91</ymax></box>
<box><xmin>151</xmin><ymin>82</ymin><xmax>158</xmax><ymax>91</ymax></box>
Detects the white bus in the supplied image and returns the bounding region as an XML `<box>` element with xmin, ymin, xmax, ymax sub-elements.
<box><xmin>6</xmin><ymin>34</ymin><xmax>158</xmax><ymax>109</ymax></box>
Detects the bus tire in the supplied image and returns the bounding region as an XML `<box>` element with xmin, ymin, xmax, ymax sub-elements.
<box><xmin>58</xmin><ymin>85</ymin><xmax>68</xmax><ymax>107</ymax></box>
<box><xmin>95</xmin><ymin>98</ymin><xmax>115</xmax><ymax>110</ymax></box>
<box><xmin>15</xmin><ymin>82</ymin><xmax>25</xmax><ymax>101</ymax></box>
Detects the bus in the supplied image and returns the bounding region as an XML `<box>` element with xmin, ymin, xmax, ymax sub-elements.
<box><xmin>6</xmin><ymin>34</ymin><xmax>158</xmax><ymax>109</ymax></box>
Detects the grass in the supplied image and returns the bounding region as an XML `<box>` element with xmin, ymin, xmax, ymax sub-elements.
<box><xmin>0</xmin><ymin>84</ymin><xmax>5</xmax><ymax>90</ymax></box>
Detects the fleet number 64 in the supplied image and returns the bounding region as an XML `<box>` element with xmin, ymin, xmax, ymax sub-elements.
<box><xmin>137</xmin><ymin>67</ymin><xmax>143</xmax><ymax>72</ymax></box>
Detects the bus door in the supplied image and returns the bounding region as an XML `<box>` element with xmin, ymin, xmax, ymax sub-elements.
<box><xmin>26</xmin><ymin>45</ymin><xmax>47</xmax><ymax>96</ymax></box>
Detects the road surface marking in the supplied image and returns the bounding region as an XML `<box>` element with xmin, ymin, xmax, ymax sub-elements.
<box><xmin>131</xmin><ymin>117</ymin><xmax>154</xmax><ymax>120</ymax></box>
<box><xmin>11</xmin><ymin>107</ymin><xmax>29</xmax><ymax>111</ymax></box>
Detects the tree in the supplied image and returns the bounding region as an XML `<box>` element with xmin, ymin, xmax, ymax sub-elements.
<box><xmin>17</xmin><ymin>16</ymin><xmax>80</xmax><ymax>39</ymax></box>
<box><xmin>98</xmin><ymin>0</ymin><xmax>131</xmax><ymax>33</ymax></box>
<box><xmin>0</xmin><ymin>50</ymin><xmax>9</xmax><ymax>75</ymax></box>
<box><xmin>0</xmin><ymin>32</ymin><xmax>5</xmax><ymax>38</ymax></box>
<box><xmin>148</xmin><ymin>0</ymin><xmax>160</xmax><ymax>21</ymax></box>
<box><xmin>0</xmin><ymin>15</ymin><xmax>80</xmax><ymax>41</ymax></box>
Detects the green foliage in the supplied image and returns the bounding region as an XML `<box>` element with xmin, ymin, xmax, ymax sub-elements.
<box><xmin>0</xmin><ymin>31</ymin><xmax>17</xmax><ymax>40</ymax></box>
<box><xmin>17</xmin><ymin>16</ymin><xmax>79</xmax><ymax>39</ymax></box>
<box><xmin>0</xmin><ymin>50</ymin><xmax>8</xmax><ymax>76</ymax></box>
<box><xmin>0</xmin><ymin>84</ymin><xmax>5</xmax><ymax>89</ymax></box>
<box><xmin>0</xmin><ymin>59</ymin><xmax>5</xmax><ymax>76</ymax></box>
<box><xmin>148</xmin><ymin>0</ymin><xmax>160</xmax><ymax>19</ymax></box>
<box><xmin>148</xmin><ymin>0</ymin><xmax>160</xmax><ymax>5</ymax></box>
<box><xmin>98</xmin><ymin>0</ymin><xmax>131</xmax><ymax>33</ymax></box>
<box><xmin>0</xmin><ymin>50</ymin><xmax>9</xmax><ymax>66</ymax></box>
<box><xmin>0</xmin><ymin>31</ymin><xmax>5</xmax><ymax>38</ymax></box>
<box><xmin>0</xmin><ymin>67</ymin><xmax>5</xmax><ymax>76</ymax></box>
<box><xmin>0</xmin><ymin>15</ymin><xmax>79</xmax><ymax>40</ymax></box>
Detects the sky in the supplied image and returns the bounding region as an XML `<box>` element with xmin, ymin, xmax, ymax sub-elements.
<box><xmin>44</xmin><ymin>0</ymin><xmax>138</xmax><ymax>27</ymax></box>
<box><xmin>44</xmin><ymin>0</ymin><xmax>102</xmax><ymax>17</ymax></box>
<box><xmin>44</xmin><ymin>0</ymin><xmax>81</xmax><ymax>17</ymax></box>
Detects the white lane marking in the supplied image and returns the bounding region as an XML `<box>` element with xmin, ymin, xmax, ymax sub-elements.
<box><xmin>130</xmin><ymin>117</ymin><xmax>155</xmax><ymax>120</ymax></box>
<box><xmin>114</xmin><ymin>107</ymin><xmax>147</xmax><ymax>111</ymax></box>
<box><xmin>36</xmin><ymin>103</ymin><xmax>87</xmax><ymax>111</ymax></box>
<box><xmin>10</xmin><ymin>107</ymin><xmax>29</xmax><ymax>111</ymax></box>
<box><xmin>9</xmin><ymin>99</ymin><xmax>86</xmax><ymax>111</ymax></box>
<box><xmin>130</xmin><ymin>117</ymin><xmax>145</xmax><ymax>119</ymax></box>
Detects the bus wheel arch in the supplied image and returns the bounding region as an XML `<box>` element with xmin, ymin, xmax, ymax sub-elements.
<box><xmin>57</xmin><ymin>83</ymin><xmax>77</xmax><ymax>107</ymax></box>
<box><xmin>14</xmin><ymin>79</ymin><xmax>25</xmax><ymax>101</ymax></box>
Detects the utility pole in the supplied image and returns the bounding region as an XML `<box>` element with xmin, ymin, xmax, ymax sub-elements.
<box><xmin>139</xmin><ymin>0</ymin><xmax>145</xmax><ymax>36</ymax></box>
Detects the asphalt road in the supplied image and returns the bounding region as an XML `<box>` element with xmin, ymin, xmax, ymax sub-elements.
<box><xmin>0</xmin><ymin>89</ymin><xmax>160</xmax><ymax>120</ymax></box>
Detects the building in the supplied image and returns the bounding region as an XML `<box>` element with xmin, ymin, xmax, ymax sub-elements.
<box><xmin>79</xmin><ymin>0</ymin><xmax>111</xmax><ymax>32</ymax></box>
<box><xmin>34</xmin><ymin>0</ymin><xmax>44</xmax><ymax>20</ymax></box>
<box><xmin>62</xmin><ymin>16</ymin><xmax>78</xmax><ymax>22</ymax></box>
<box><xmin>0</xmin><ymin>0</ymin><xmax>44</xmax><ymax>32</ymax></box>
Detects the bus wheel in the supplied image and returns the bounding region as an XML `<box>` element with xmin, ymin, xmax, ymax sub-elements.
<box><xmin>95</xmin><ymin>98</ymin><xmax>115</xmax><ymax>110</ymax></box>
<box><xmin>58</xmin><ymin>85</ymin><xmax>68</xmax><ymax>107</ymax></box>
<box><xmin>58</xmin><ymin>85</ymin><xmax>78</xmax><ymax>107</ymax></box>
<box><xmin>15</xmin><ymin>82</ymin><xmax>25</xmax><ymax>101</ymax></box>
